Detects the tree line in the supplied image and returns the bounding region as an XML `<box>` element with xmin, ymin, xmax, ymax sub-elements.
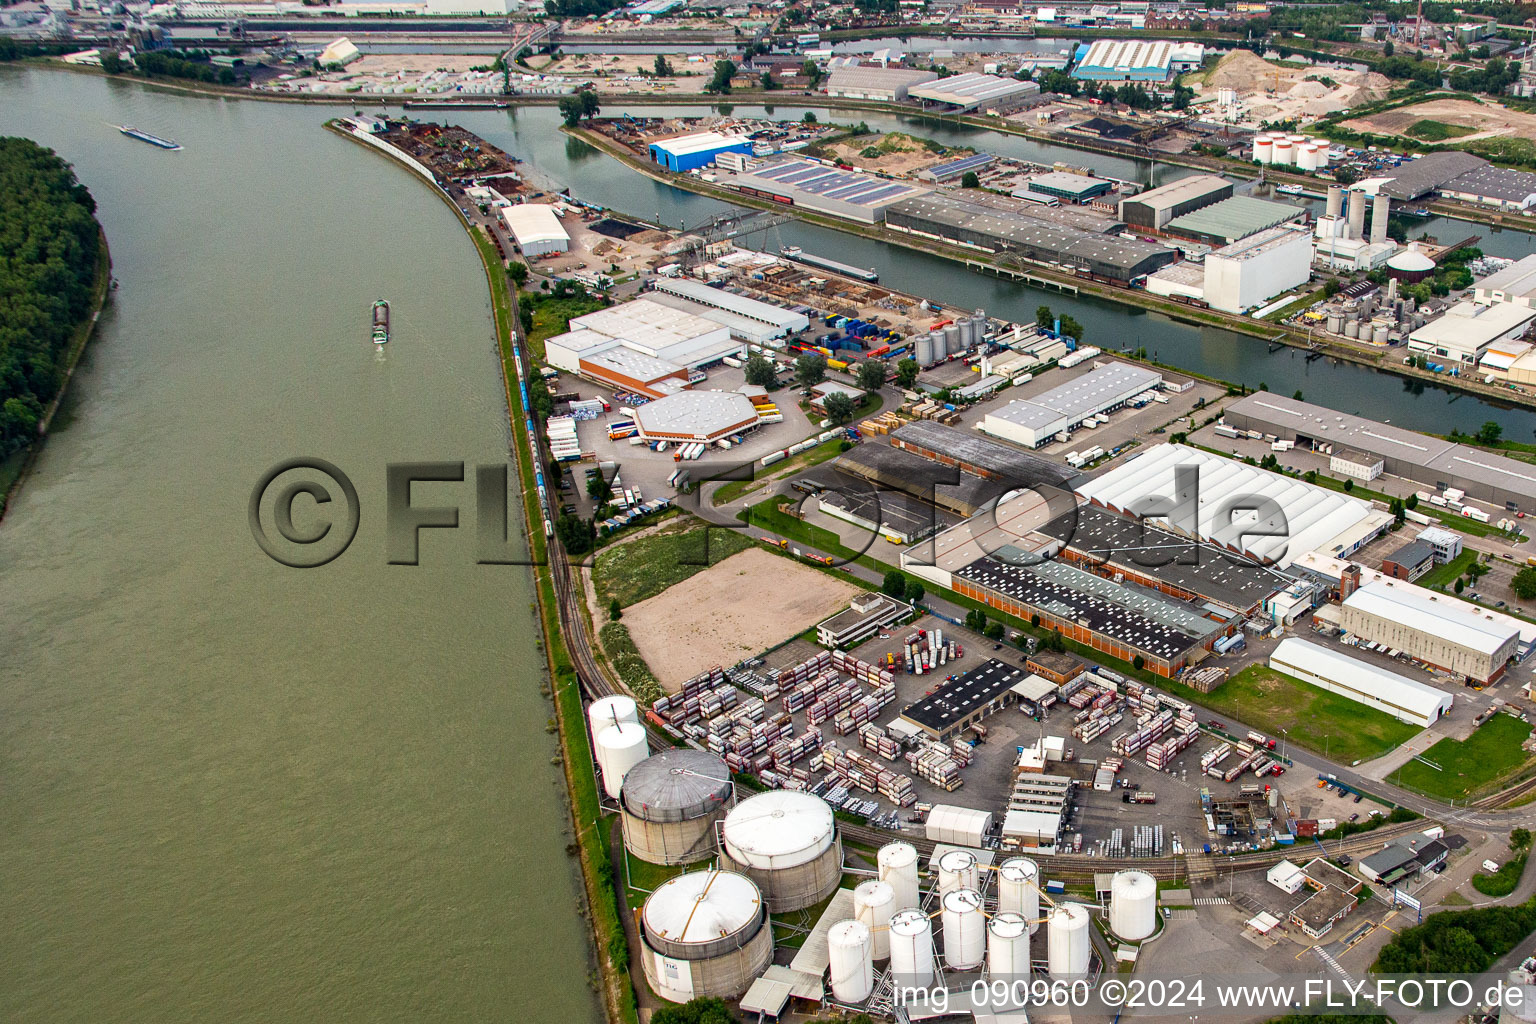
<box><xmin>0</xmin><ymin>138</ymin><xmax>103</xmax><ymax>455</ymax></box>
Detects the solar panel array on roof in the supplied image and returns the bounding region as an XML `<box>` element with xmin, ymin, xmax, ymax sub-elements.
<box><xmin>744</xmin><ymin>159</ymin><xmax>925</xmax><ymax>207</ymax></box>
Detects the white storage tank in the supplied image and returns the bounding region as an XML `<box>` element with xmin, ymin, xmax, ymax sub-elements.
<box><xmin>916</xmin><ymin>334</ymin><xmax>935</xmax><ymax>367</ymax></box>
<box><xmin>854</xmin><ymin>880</ymin><xmax>897</xmax><ymax>960</ymax></box>
<box><xmin>596</xmin><ymin>722</ymin><xmax>649</xmax><ymax>800</ymax></box>
<box><xmin>828</xmin><ymin>919</ymin><xmax>875</xmax><ymax>1003</ymax></box>
<box><xmin>1272</xmin><ymin>139</ymin><xmax>1294</xmax><ymax>166</ymax></box>
<box><xmin>988</xmin><ymin>912</ymin><xmax>1031</xmax><ymax>980</ymax></box>
<box><xmin>1109</xmin><ymin>870</ymin><xmax>1158</xmax><ymax>941</ymax></box>
<box><xmin>588</xmin><ymin>694</ymin><xmax>639</xmax><ymax>737</ymax></box>
<box><xmin>718</xmin><ymin>790</ymin><xmax>842</xmax><ymax>912</ymax></box>
<box><xmin>640</xmin><ymin>869</ymin><xmax>774</xmax><ymax>1003</ymax></box>
<box><xmin>941</xmin><ymin>888</ymin><xmax>986</xmax><ymax>970</ymax></box>
<box><xmin>1252</xmin><ymin>136</ymin><xmax>1274</xmax><ymax>164</ymax></box>
<box><xmin>621</xmin><ymin>748</ymin><xmax>735</xmax><ymax>866</ymax></box>
<box><xmin>878</xmin><ymin>842</ymin><xmax>921</xmax><ymax>912</ymax></box>
<box><xmin>1047</xmin><ymin>903</ymin><xmax>1091</xmax><ymax>978</ymax></box>
<box><xmin>997</xmin><ymin>857</ymin><xmax>1040</xmax><ymax>931</ymax></box>
<box><xmin>937</xmin><ymin>849</ymin><xmax>979</xmax><ymax>895</ymax></box>
<box><xmin>1296</xmin><ymin>145</ymin><xmax>1319</xmax><ymax>172</ymax></box>
<box><xmin>1311</xmin><ymin>138</ymin><xmax>1331</xmax><ymax>166</ymax></box>
<box><xmin>889</xmin><ymin>908</ymin><xmax>935</xmax><ymax>988</ymax></box>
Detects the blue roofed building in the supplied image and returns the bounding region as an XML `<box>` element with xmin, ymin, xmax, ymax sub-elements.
<box><xmin>1071</xmin><ymin>39</ymin><xmax>1191</xmax><ymax>85</ymax></box>
<box><xmin>648</xmin><ymin>132</ymin><xmax>755</xmax><ymax>173</ymax></box>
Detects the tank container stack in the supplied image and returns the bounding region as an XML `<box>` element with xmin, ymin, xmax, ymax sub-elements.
<box><xmin>858</xmin><ymin>723</ymin><xmax>903</xmax><ymax>761</ymax></box>
<box><xmin>818</xmin><ymin>745</ymin><xmax>918</xmax><ymax>806</ymax></box>
<box><xmin>906</xmin><ymin>737</ymin><xmax>965</xmax><ymax>791</ymax></box>
<box><xmin>832</xmin><ymin>684</ymin><xmax>898</xmax><ymax>736</ymax></box>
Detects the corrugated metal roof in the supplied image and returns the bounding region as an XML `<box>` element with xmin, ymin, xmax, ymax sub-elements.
<box><xmin>1165</xmin><ymin>195</ymin><xmax>1305</xmax><ymax>242</ymax></box>
<box><xmin>1342</xmin><ymin>582</ymin><xmax>1518</xmax><ymax>655</ymax></box>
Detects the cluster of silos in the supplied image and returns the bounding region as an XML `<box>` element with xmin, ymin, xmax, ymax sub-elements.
<box><xmin>717</xmin><ymin>791</ymin><xmax>843</xmax><ymax>912</ymax></box>
<box><xmin>620</xmin><ymin>747</ymin><xmax>735</xmax><ymax>866</ymax></box>
<box><xmin>916</xmin><ymin>309</ymin><xmax>988</xmax><ymax>368</ymax></box>
<box><xmin>1252</xmin><ymin>131</ymin><xmax>1330</xmax><ymax>170</ymax></box>
<box><xmin>1108</xmin><ymin>870</ymin><xmax>1158</xmax><ymax>942</ymax></box>
<box><xmin>590</xmin><ymin>695</ymin><xmax>648</xmax><ymax>800</ymax></box>
<box><xmin>639</xmin><ymin>868</ymin><xmax>774</xmax><ymax>1003</ymax></box>
<box><xmin>1319</xmin><ymin>267</ymin><xmax>1425</xmax><ymax>344</ymax></box>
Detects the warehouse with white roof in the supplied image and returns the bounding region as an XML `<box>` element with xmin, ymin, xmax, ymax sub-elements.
<box><xmin>978</xmin><ymin>362</ymin><xmax>1162</xmax><ymax>447</ymax></box>
<box><xmin>1075</xmin><ymin>443</ymin><xmax>1391</xmax><ymax>567</ymax></box>
<box><xmin>825</xmin><ymin>66</ymin><xmax>939</xmax><ymax>102</ymax></box>
<box><xmin>1408</xmin><ymin>300</ymin><xmax>1536</xmax><ymax>366</ymax></box>
<box><xmin>545</xmin><ymin>297</ymin><xmax>743</xmax><ymax>397</ymax></box>
<box><xmin>500</xmin><ymin>203</ymin><xmax>570</xmax><ymax>257</ymax></box>
<box><xmin>634</xmin><ymin>390</ymin><xmax>762</xmax><ymax>443</ymax></box>
<box><xmin>1269</xmin><ymin>638</ymin><xmax>1451</xmax><ymax>728</ymax></box>
<box><xmin>908</xmin><ymin>73</ymin><xmax>1041</xmax><ymax>112</ymax></box>
<box><xmin>649</xmin><ymin>277</ymin><xmax>809</xmax><ymax>336</ymax></box>
<box><xmin>1340</xmin><ymin>579</ymin><xmax>1520</xmax><ymax>684</ymax></box>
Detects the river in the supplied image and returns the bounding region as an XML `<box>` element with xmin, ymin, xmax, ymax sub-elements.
<box><xmin>0</xmin><ymin>67</ymin><xmax>600</xmax><ymax>1024</ymax></box>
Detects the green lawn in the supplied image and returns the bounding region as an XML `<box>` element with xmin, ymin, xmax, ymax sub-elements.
<box><xmin>711</xmin><ymin>437</ymin><xmax>849</xmax><ymax>507</ymax></box>
<box><xmin>1392</xmin><ymin>714</ymin><xmax>1535</xmax><ymax>801</ymax></box>
<box><xmin>1472</xmin><ymin>852</ymin><xmax>1528</xmax><ymax>898</ymax></box>
<box><xmin>525</xmin><ymin>293</ymin><xmax>609</xmax><ymax>355</ymax></box>
<box><xmin>1166</xmin><ymin>664</ymin><xmax>1421</xmax><ymax>764</ymax></box>
<box><xmin>592</xmin><ymin>518</ymin><xmax>753</xmax><ymax>607</ymax></box>
<box><xmin>1408</xmin><ymin>119</ymin><xmax>1476</xmax><ymax>141</ymax></box>
<box><xmin>1417</xmin><ymin>549</ymin><xmax>1478</xmax><ymax>590</ymax></box>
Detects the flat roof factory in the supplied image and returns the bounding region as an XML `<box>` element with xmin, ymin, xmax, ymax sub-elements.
<box><xmin>1223</xmin><ymin>392</ymin><xmax>1536</xmax><ymax>511</ymax></box>
<box><xmin>647</xmin><ymin>131</ymin><xmax>754</xmax><ymax>173</ymax></box>
<box><xmin>1163</xmin><ymin>195</ymin><xmax>1308</xmax><ymax>246</ymax></box>
<box><xmin>1269</xmin><ymin>637</ymin><xmax>1453</xmax><ymax>727</ymax></box>
<box><xmin>648</xmin><ymin>277</ymin><xmax>810</xmax><ymax>336</ymax></box>
<box><xmin>1070</xmin><ymin>39</ymin><xmax>1201</xmax><ymax>83</ymax></box>
<box><xmin>829</xmin><ymin>442</ymin><xmax>1027</xmax><ymax>518</ymax></box>
<box><xmin>907</xmin><ymin>73</ymin><xmax>1042</xmax><ymax>112</ymax></box>
<box><xmin>977</xmin><ymin>362</ymin><xmax>1163</xmax><ymax>448</ymax></box>
<box><xmin>721</xmin><ymin>156</ymin><xmax>930</xmax><ymax>224</ymax></box>
<box><xmin>885</xmin><ymin>192</ymin><xmax>1178</xmax><ymax>282</ymax></box>
<box><xmin>899</xmin><ymin>658</ymin><xmax>1030</xmax><ymax>739</ymax></box>
<box><xmin>633</xmin><ymin>389</ymin><xmax>762</xmax><ymax>442</ymax></box>
<box><xmin>824</xmin><ymin>66</ymin><xmax>939</xmax><ymax>102</ymax></box>
<box><xmin>1340</xmin><ymin>579</ymin><xmax>1520</xmax><ymax>684</ymax></box>
<box><xmin>1439</xmin><ymin>164</ymin><xmax>1536</xmax><ymax>212</ymax></box>
<box><xmin>1368</xmin><ymin>151</ymin><xmax>1489</xmax><ymax>201</ymax></box>
<box><xmin>1408</xmin><ymin>300</ymin><xmax>1536</xmax><ymax>366</ymax></box>
<box><xmin>889</xmin><ymin>420</ymin><xmax>1079</xmax><ymax>487</ymax></box>
<box><xmin>1026</xmin><ymin>171</ymin><xmax>1114</xmax><ymax>204</ymax></box>
<box><xmin>546</xmin><ymin>298</ymin><xmax>743</xmax><ymax>397</ymax></box>
<box><xmin>1119</xmin><ymin>174</ymin><xmax>1233</xmax><ymax>231</ymax></box>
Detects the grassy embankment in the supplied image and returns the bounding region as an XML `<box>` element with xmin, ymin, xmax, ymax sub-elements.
<box><xmin>1391</xmin><ymin>715</ymin><xmax>1535</xmax><ymax>802</ymax></box>
<box><xmin>592</xmin><ymin>516</ymin><xmax>754</xmax><ymax>608</ymax></box>
<box><xmin>1472</xmin><ymin>850</ymin><xmax>1529</xmax><ymax>898</ymax></box>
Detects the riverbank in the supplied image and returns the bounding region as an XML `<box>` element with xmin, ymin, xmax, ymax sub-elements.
<box><xmin>0</xmin><ymin>228</ymin><xmax>112</xmax><ymax>521</ymax></box>
<box><xmin>569</xmin><ymin>123</ymin><xmax>1536</xmax><ymax>413</ymax></box>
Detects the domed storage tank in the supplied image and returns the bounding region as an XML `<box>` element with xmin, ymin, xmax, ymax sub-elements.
<box><xmin>889</xmin><ymin>909</ymin><xmax>935</xmax><ymax>988</ymax></box>
<box><xmin>828</xmin><ymin>920</ymin><xmax>875</xmax><ymax>1003</ymax></box>
<box><xmin>1109</xmin><ymin>870</ymin><xmax>1158</xmax><ymax>941</ymax></box>
<box><xmin>641</xmin><ymin>869</ymin><xmax>773</xmax><ymax>1003</ymax></box>
<box><xmin>1047</xmin><ymin>904</ymin><xmax>1091</xmax><ymax>978</ymax></box>
<box><xmin>1253</xmin><ymin>137</ymin><xmax>1274</xmax><ymax>164</ymax></box>
<box><xmin>997</xmin><ymin>857</ymin><xmax>1040</xmax><ymax>931</ymax></box>
<box><xmin>937</xmin><ymin>849</ymin><xmax>979</xmax><ymax>895</ymax></box>
<box><xmin>878</xmin><ymin>842</ymin><xmax>921</xmax><ymax>911</ymax></box>
<box><xmin>988</xmin><ymin>912</ymin><xmax>1031</xmax><ymax>980</ymax></box>
<box><xmin>718</xmin><ymin>791</ymin><xmax>842</xmax><ymax>912</ymax></box>
<box><xmin>916</xmin><ymin>333</ymin><xmax>935</xmax><ymax>367</ymax></box>
<box><xmin>588</xmin><ymin>694</ymin><xmax>639</xmax><ymax>737</ymax></box>
<box><xmin>854</xmin><ymin>880</ymin><xmax>897</xmax><ymax>960</ymax></box>
<box><xmin>621</xmin><ymin>748</ymin><xmax>735</xmax><ymax>866</ymax></box>
<box><xmin>1387</xmin><ymin>246</ymin><xmax>1436</xmax><ymax>283</ymax></box>
<box><xmin>596</xmin><ymin>722</ymin><xmax>649</xmax><ymax>800</ymax></box>
<box><xmin>941</xmin><ymin>888</ymin><xmax>986</xmax><ymax>970</ymax></box>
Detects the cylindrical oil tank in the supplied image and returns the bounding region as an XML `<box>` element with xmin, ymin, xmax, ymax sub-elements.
<box><xmin>596</xmin><ymin>722</ymin><xmax>649</xmax><ymax>800</ymax></box>
<box><xmin>1344</xmin><ymin>319</ymin><xmax>1360</xmax><ymax>339</ymax></box>
<box><xmin>997</xmin><ymin>857</ymin><xmax>1040</xmax><ymax>931</ymax></box>
<box><xmin>941</xmin><ymin>888</ymin><xmax>986</xmax><ymax>970</ymax></box>
<box><xmin>828</xmin><ymin>920</ymin><xmax>875</xmax><ymax>1003</ymax></box>
<box><xmin>1326</xmin><ymin>313</ymin><xmax>1343</xmax><ymax>334</ymax></box>
<box><xmin>621</xmin><ymin>748</ymin><xmax>735</xmax><ymax>866</ymax></box>
<box><xmin>943</xmin><ymin>324</ymin><xmax>961</xmax><ymax>354</ymax></box>
<box><xmin>1109</xmin><ymin>870</ymin><xmax>1158</xmax><ymax>941</ymax></box>
<box><xmin>718</xmin><ymin>791</ymin><xmax>842</xmax><ymax>912</ymax></box>
<box><xmin>988</xmin><ymin>912</ymin><xmax>1031</xmax><ymax>980</ymax></box>
<box><xmin>588</xmin><ymin>694</ymin><xmax>639</xmax><ymax>737</ymax></box>
<box><xmin>1288</xmin><ymin>133</ymin><xmax>1308</xmax><ymax>147</ymax></box>
<box><xmin>878</xmin><ymin>842</ymin><xmax>921</xmax><ymax>912</ymax></box>
<box><xmin>1272</xmin><ymin>139</ymin><xmax>1294</xmax><ymax>166</ymax></box>
<box><xmin>954</xmin><ymin>317</ymin><xmax>973</xmax><ymax>348</ymax></box>
<box><xmin>1311</xmin><ymin>138</ymin><xmax>1331</xmax><ymax>166</ymax></box>
<box><xmin>640</xmin><ymin>869</ymin><xmax>773</xmax><ymax>1003</ymax></box>
<box><xmin>915</xmin><ymin>333</ymin><xmax>935</xmax><ymax>367</ymax></box>
<box><xmin>854</xmin><ymin>880</ymin><xmax>896</xmax><ymax>960</ymax></box>
<box><xmin>1373</xmin><ymin>324</ymin><xmax>1389</xmax><ymax>345</ymax></box>
<box><xmin>937</xmin><ymin>849</ymin><xmax>979</xmax><ymax>895</ymax></box>
<box><xmin>889</xmin><ymin>909</ymin><xmax>935</xmax><ymax>988</ymax></box>
<box><xmin>1297</xmin><ymin>145</ymin><xmax>1319</xmax><ymax>172</ymax></box>
<box><xmin>1252</xmin><ymin>137</ymin><xmax>1273</xmax><ymax>164</ymax></box>
<box><xmin>1047</xmin><ymin>903</ymin><xmax>1091</xmax><ymax>978</ymax></box>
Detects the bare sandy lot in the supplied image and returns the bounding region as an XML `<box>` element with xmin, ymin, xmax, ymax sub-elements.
<box><xmin>826</xmin><ymin>133</ymin><xmax>960</xmax><ymax>176</ymax></box>
<box><xmin>1192</xmin><ymin>50</ymin><xmax>1390</xmax><ymax>121</ymax></box>
<box><xmin>622</xmin><ymin>547</ymin><xmax>863</xmax><ymax>689</ymax></box>
<box><xmin>1341</xmin><ymin>97</ymin><xmax>1536</xmax><ymax>142</ymax></box>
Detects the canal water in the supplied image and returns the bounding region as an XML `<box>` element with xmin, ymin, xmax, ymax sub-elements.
<box><xmin>0</xmin><ymin>67</ymin><xmax>600</xmax><ymax>1024</ymax></box>
<box><xmin>453</xmin><ymin>102</ymin><xmax>1536</xmax><ymax>437</ymax></box>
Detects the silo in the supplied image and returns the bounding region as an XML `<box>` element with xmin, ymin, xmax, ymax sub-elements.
<box><xmin>878</xmin><ymin>842</ymin><xmax>921</xmax><ymax>912</ymax></box>
<box><xmin>1109</xmin><ymin>870</ymin><xmax>1158</xmax><ymax>941</ymax></box>
<box><xmin>596</xmin><ymin>722</ymin><xmax>649</xmax><ymax>800</ymax></box>
<box><xmin>718</xmin><ymin>790</ymin><xmax>842</xmax><ymax>912</ymax></box>
<box><xmin>1344</xmin><ymin>319</ymin><xmax>1360</xmax><ymax>339</ymax></box>
<box><xmin>1371</xmin><ymin>192</ymin><xmax>1391</xmax><ymax>244</ymax></box>
<box><xmin>943</xmin><ymin>324</ymin><xmax>961</xmax><ymax>355</ymax></box>
<box><xmin>854</xmin><ymin>880</ymin><xmax>897</xmax><ymax>960</ymax></box>
<box><xmin>931</xmin><ymin>330</ymin><xmax>948</xmax><ymax>362</ymax></box>
<box><xmin>1252</xmin><ymin>136</ymin><xmax>1274</xmax><ymax>164</ymax></box>
<box><xmin>955</xmin><ymin>317</ymin><xmax>973</xmax><ymax>348</ymax></box>
<box><xmin>997</xmin><ymin>857</ymin><xmax>1040</xmax><ymax>931</ymax></box>
<box><xmin>621</xmin><ymin>748</ymin><xmax>735</xmax><ymax>866</ymax></box>
<box><xmin>1296</xmin><ymin>145</ymin><xmax>1319</xmax><ymax>172</ymax></box>
<box><xmin>1325</xmin><ymin>185</ymin><xmax>1342</xmax><ymax>218</ymax></box>
<box><xmin>1311</xmin><ymin>138</ymin><xmax>1331</xmax><ymax>166</ymax></box>
<box><xmin>987</xmin><ymin>912</ymin><xmax>1031</xmax><ymax>980</ymax></box>
<box><xmin>916</xmin><ymin>333</ymin><xmax>935</xmax><ymax>367</ymax></box>
<box><xmin>588</xmin><ymin>694</ymin><xmax>639</xmax><ymax>737</ymax></box>
<box><xmin>1326</xmin><ymin>313</ymin><xmax>1344</xmax><ymax>334</ymax></box>
<box><xmin>889</xmin><ymin>909</ymin><xmax>935</xmax><ymax>988</ymax></box>
<box><xmin>937</xmin><ymin>849</ymin><xmax>979</xmax><ymax>895</ymax></box>
<box><xmin>828</xmin><ymin>920</ymin><xmax>875</xmax><ymax>1003</ymax></box>
<box><xmin>640</xmin><ymin>869</ymin><xmax>774</xmax><ymax>1003</ymax></box>
<box><xmin>941</xmin><ymin>888</ymin><xmax>986</xmax><ymax>970</ymax></box>
<box><xmin>1046</xmin><ymin>903</ymin><xmax>1091</xmax><ymax>977</ymax></box>
<box><xmin>1347</xmin><ymin>188</ymin><xmax>1367</xmax><ymax>240</ymax></box>
<box><xmin>1272</xmin><ymin>139</ymin><xmax>1294</xmax><ymax>166</ymax></box>
<box><xmin>1373</xmin><ymin>324</ymin><xmax>1390</xmax><ymax>345</ymax></box>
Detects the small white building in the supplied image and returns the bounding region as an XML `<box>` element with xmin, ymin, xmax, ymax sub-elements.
<box><xmin>925</xmin><ymin>804</ymin><xmax>994</xmax><ymax>847</ymax></box>
<box><xmin>1409</xmin><ymin>300</ymin><xmax>1536</xmax><ymax>367</ymax></box>
<box><xmin>1329</xmin><ymin>447</ymin><xmax>1384</xmax><ymax>482</ymax></box>
<box><xmin>1268</xmin><ymin>859</ymin><xmax>1307</xmax><ymax>894</ymax></box>
<box><xmin>1269</xmin><ymin>638</ymin><xmax>1452</xmax><ymax>728</ymax></box>
<box><xmin>1474</xmin><ymin>253</ymin><xmax>1536</xmax><ymax>308</ymax></box>
<box><xmin>1202</xmin><ymin>224</ymin><xmax>1313</xmax><ymax>314</ymax></box>
<box><xmin>500</xmin><ymin>203</ymin><xmax>570</xmax><ymax>257</ymax></box>
<box><xmin>1416</xmin><ymin>525</ymin><xmax>1463</xmax><ymax>563</ymax></box>
<box><xmin>319</xmin><ymin>37</ymin><xmax>362</xmax><ymax>67</ymax></box>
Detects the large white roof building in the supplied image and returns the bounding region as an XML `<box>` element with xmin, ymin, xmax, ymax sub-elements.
<box><xmin>1270</xmin><ymin>637</ymin><xmax>1452</xmax><ymax>728</ymax></box>
<box><xmin>1075</xmin><ymin>443</ymin><xmax>1391</xmax><ymax>567</ymax></box>
<box><xmin>1340</xmin><ymin>579</ymin><xmax>1521</xmax><ymax>683</ymax></box>
<box><xmin>545</xmin><ymin>298</ymin><xmax>741</xmax><ymax>397</ymax></box>
<box><xmin>1408</xmin><ymin>300</ymin><xmax>1536</xmax><ymax>366</ymax></box>
<box><xmin>978</xmin><ymin>362</ymin><xmax>1162</xmax><ymax>448</ymax></box>
<box><xmin>500</xmin><ymin>203</ymin><xmax>570</xmax><ymax>257</ymax></box>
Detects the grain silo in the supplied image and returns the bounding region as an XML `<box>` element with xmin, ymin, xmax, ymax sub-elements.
<box><xmin>889</xmin><ymin>909</ymin><xmax>935</xmax><ymax>987</ymax></box>
<box><xmin>828</xmin><ymin>920</ymin><xmax>875</xmax><ymax>1003</ymax></box>
<box><xmin>942</xmin><ymin>324</ymin><xmax>961</xmax><ymax>354</ymax></box>
<box><xmin>916</xmin><ymin>333</ymin><xmax>935</xmax><ymax>367</ymax></box>
<box><xmin>936</xmin><ymin>849</ymin><xmax>979</xmax><ymax>896</ymax></box>
<box><xmin>987</xmin><ymin>912</ymin><xmax>1031</xmax><ymax>979</ymax></box>
<box><xmin>877</xmin><ymin>842</ymin><xmax>921</xmax><ymax>911</ymax></box>
<box><xmin>1047</xmin><ymin>903</ymin><xmax>1091</xmax><ymax>977</ymax></box>
<box><xmin>639</xmin><ymin>869</ymin><xmax>773</xmax><ymax>1003</ymax></box>
<box><xmin>997</xmin><ymin>857</ymin><xmax>1040</xmax><ymax>931</ymax></box>
<box><xmin>595</xmin><ymin>722</ymin><xmax>648</xmax><ymax>800</ymax></box>
<box><xmin>1109</xmin><ymin>870</ymin><xmax>1158</xmax><ymax>941</ymax></box>
<box><xmin>941</xmin><ymin>888</ymin><xmax>986</xmax><ymax>970</ymax></box>
<box><xmin>853</xmin><ymin>880</ymin><xmax>896</xmax><ymax>959</ymax></box>
<box><xmin>620</xmin><ymin>748</ymin><xmax>735</xmax><ymax>866</ymax></box>
<box><xmin>718</xmin><ymin>791</ymin><xmax>842</xmax><ymax>912</ymax></box>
